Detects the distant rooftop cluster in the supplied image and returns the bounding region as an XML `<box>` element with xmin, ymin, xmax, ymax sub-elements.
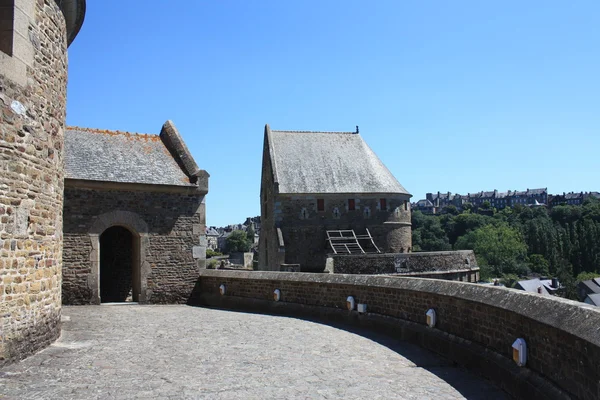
<box><xmin>413</xmin><ymin>188</ymin><xmax>600</xmax><ymax>214</ymax></box>
<box><xmin>206</xmin><ymin>216</ymin><xmax>261</xmax><ymax>252</ymax></box>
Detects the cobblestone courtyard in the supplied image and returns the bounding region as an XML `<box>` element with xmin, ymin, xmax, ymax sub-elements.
<box><xmin>0</xmin><ymin>305</ymin><xmax>508</xmax><ymax>399</ymax></box>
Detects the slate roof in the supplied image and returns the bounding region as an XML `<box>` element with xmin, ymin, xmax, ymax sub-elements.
<box><xmin>516</xmin><ymin>278</ymin><xmax>551</xmax><ymax>295</ymax></box>
<box><xmin>585</xmin><ymin>293</ymin><xmax>600</xmax><ymax>306</ymax></box>
<box><xmin>579</xmin><ymin>279</ymin><xmax>600</xmax><ymax>295</ymax></box>
<box><xmin>267</xmin><ymin>127</ymin><xmax>409</xmax><ymax>195</ymax></box>
<box><xmin>416</xmin><ymin>199</ymin><xmax>434</xmax><ymax>207</ymax></box>
<box><xmin>65</xmin><ymin>127</ymin><xmax>194</xmax><ymax>187</ymax></box>
<box><xmin>206</xmin><ymin>228</ymin><xmax>220</xmax><ymax>237</ymax></box>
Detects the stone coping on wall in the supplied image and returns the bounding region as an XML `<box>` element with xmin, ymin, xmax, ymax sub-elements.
<box><xmin>330</xmin><ymin>250</ymin><xmax>478</xmax><ymax>275</ymax></box>
<box><xmin>199</xmin><ymin>270</ymin><xmax>600</xmax><ymax>346</ymax></box>
<box><xmin>330</xmin><ymin>250</ymin><xmax>475</xmax><ymax>258</ymax></box>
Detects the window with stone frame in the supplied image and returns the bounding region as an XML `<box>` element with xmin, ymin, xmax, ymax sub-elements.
<box><xmin>299</xmin><ymin>207</ymin><xmax>308</xmax><ymax>220</ymax></box>
<box><xmin>0</xmin><ymin>0</ymin><xmax>14</xmax><ymax>56</ymax></box>
<box><xmin>348</xmin><ymin>199</ymin><xmax>355</xmax><ymax>211</ymax></box>
<box><xmin>332</xmin><ymin>207</ymin><xmax>341</xmax><ymax>219</ymax></box>
<box><xmin>363</xmin><ymin>206</ymin><xmax>371</xmax><ymax>218</ymax></box>
<box><xmin>317</xmin><ymin>199</ymin><xmax>325</xmax><ymax>212</ymax></box>
<box><xmin>379</xmin><ymin>198</ymin><xmax>387</xmax><ymax>211</ymax></box>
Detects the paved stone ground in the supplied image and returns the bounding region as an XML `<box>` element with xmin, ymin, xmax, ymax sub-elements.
<box><xmin>0</xmin><ymin>305</ymin><xmax>509</xmax><ymax>400</ymax></box>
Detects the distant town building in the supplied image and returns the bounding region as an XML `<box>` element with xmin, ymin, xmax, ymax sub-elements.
<box><xmin>584</xmin><ymin>294</ymin><xmax>600</xmax><ymax>307</ymax></box>
<box><xmin>549</xmin><ymin>192</ymin><xmax>600</xmax><ymax>207</ymax></box>
<box><xmin>515</xmin><ymin>278</ymin><xmax>561</xmax><ymax>296</ymax></box>
<box><xmin>577</xmin><ymin>278</ymin><xmax>600</xmax><ymax>302</ymax></box>
<box><xmin>206</xmin><ymin>227</ymin><xmax>220</xmax><ymax>250</ymax></box>
<box><xmin>414</xmin><ymin>188</ymin><xmax>552</xmax><ymax>213</ymax></box>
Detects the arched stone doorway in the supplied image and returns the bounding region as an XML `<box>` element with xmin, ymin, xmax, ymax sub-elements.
<box><xmin>100</xmin><ymin>226</ymin><xmax>138</xmax><ymax>302</ymax></box>
<box><xmin>88</xmin><ymin>211</ymin><xmax>150</xmax><ymax>304</ymax></box>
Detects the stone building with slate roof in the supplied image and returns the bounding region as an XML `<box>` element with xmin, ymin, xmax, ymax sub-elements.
<box><xmin>62</xmin><ymin>121</ymin><xmax>209</xmax><ymax>304</ymax></box>
<box><xmin>259</xmin><ymin>124</ymin><xmax>412</xmax><ymax>272</ymax></box>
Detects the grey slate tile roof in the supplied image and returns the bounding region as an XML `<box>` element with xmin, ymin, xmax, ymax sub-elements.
<box><xmin>206</xmin><ymin>228</ymin><xmax>220</xmax><ymax>237</ymax></box>
<box><xmin>516</xmin><ymin>278</ymin><xmax>550</xmax><ymax>295</ymax></box>
<box><xmin>65</xmin><ymin>127</ymin><xmax>193</xmax><ymax>187</ymax></box>
<box><xmin>586</xmin><ymin>293</ymin><xmax>600</xmax><ymax>306</ymax></box>
<box><xmin>580</xmin><ymin>280</ymin><xmax>600</xmax><ymax>295</ymax></box>
<box><xmin>416</xmin><ymin>199</ymin><xmax>434</xmax><ymax>207</ymax></box>
<box><xmin>268</xmin><ymin>129</ymin><xmax>409</xmax><ymax>195</ymax></box>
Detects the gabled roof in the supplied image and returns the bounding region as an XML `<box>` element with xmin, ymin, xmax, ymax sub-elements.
<box><xmin>516</xmin><ymin>278</ymin><xmax>550</xmax><ymax>295</ymax></box>
<box><xmin>65</xmin><ymin>121</ymin><xmax>204</xmax><ymax>187</ymax></box>
<box><xmin>265</xmin><ymin>125</ymin><xmax>409</xmax><ymax>195</ymax></box>
<box><xmin>206</xmin><ymin>228</ymin><xmax>220</xmax><ymax>237</ymax></box>
<box><xmin>579</xmin><ymin>279</ymin><xmax>600</xmax><ymax>295</ymax></box>
<box><xmin>585</xmin><ymin>293</ymin><xmax>600</xmax><ymax>306</ymax></box>
<box><xmin>415</xmin><ymin>199</ymin><xmax>434</xmax><ymax>207</ymax></box>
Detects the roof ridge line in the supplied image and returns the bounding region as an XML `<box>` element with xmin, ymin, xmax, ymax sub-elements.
<box><xmin>66</xmin><ymin>126</ymin><xmax>156</xmax><ymax>137</ymax></box>
<box><xmin>271</xmin><ymin>130</ymin><xmax>355</xmax><ymax>134</ymax></box>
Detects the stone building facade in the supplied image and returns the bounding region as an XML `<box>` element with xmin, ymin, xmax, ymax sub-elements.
<box><xmin>62</xmin><ymin>121</ymin><xmax>209</xmax><ymax>304</ymax></box>
<box><xmin>259</xmin><ymin>125</ymin><xmax>412</xmax><ymax>272</ymax></box>
<box><xmin>0</xmin><ymin>0</ymin><xmax>85</xmax><ymax>365</ymax></box>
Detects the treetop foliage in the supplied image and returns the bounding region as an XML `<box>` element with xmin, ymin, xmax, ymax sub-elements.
<box><xmin>412</xmin><ymin>198</ymin><xmax>600</xmax><ymax>298</ymax></box>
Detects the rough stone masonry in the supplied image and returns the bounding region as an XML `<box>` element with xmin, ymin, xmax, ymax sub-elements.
<box><xmin>0</xmin><ymin>0</ymin><xmax>85</xmax><ymax>366</ymax></box>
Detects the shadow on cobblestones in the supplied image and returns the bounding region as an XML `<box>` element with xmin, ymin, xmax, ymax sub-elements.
<box><xmin>0</xmin><ymin>305</ymin><xmax>509</xmax><ymax>400</ymax></box>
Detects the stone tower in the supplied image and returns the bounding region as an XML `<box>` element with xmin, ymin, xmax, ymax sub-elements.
<box><xmin>0</xmin><ymin>0</ymin><xmax>85</xmax><ymax>365</ymax></box>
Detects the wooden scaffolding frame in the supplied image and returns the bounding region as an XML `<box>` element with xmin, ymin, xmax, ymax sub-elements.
<box><xmin>326</xmin><ymin>229</ymin><xmax>381</xmax><ymax>255</ymax></box>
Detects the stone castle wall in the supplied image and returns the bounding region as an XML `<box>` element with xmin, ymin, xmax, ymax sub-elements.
<box><xmin>330</xmin><ymin>250</ymin><xmax>479</xmax><ymax>282</ymax></box>
<box><xmin>272</xmin><ymin>195</ymin><xmax>412</xmax><ymax>272</ymax></box>
<box><xmin>258</xmin><ymin>130</ymin><xmax>281</xmax><ymax>271</ymax></box>
<box><xmin>0</xmin><ymin>0</ymin><xmax>68</xmax><ymax>366</ymax></box>
<box><xmin>63</xmin><ymin>186</ymin><xmax>205</xmax><ymax>304</ymax></box>
<box><xmin>196</xmin><ymin>270</ymin><xmax>600</xmax><ymax>400</ymax></box>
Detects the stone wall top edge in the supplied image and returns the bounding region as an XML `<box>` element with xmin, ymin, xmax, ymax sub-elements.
<box><xmin>199</xmin><ymin>269</ymin><xmax>600</xmax><ymax>346</ymax></box>
<box><xmin>397</xmin><ymin>250</ymin><xmax>475</xmax><ymax>256</ymax></box>
<box><xmin>330</xmin><ymin>250</ymin><xmax>475</xmax><ymax>259</ymax></box>
<box><xmin>392</xmin><ymin>267</ymin><xmax>480</xmax><ymax>276</ymax></box>
<box><xmin>276</xmin><ymin>192</ymin><xmax>412</xmax><ymax>197</ymax></box>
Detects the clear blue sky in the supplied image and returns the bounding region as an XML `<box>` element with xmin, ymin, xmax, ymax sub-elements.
<box><xmin>66</xmin><ymin>1</ymin><xmax>600</xmax><ymax>227</ymax></box>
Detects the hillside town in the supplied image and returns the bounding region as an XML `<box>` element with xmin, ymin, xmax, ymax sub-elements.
<box><xmin>413</xmin><ymin>188</ymin><xmax>600</xmax><ymax>214</ymax></box>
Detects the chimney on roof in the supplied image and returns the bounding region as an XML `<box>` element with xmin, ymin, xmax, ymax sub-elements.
<box><xmin>355</xmin><ymin>126</ymin><xmax>359</xmax><ymax>134</ymax></box>
<box><xmin>552</xmin><ymin>278</ymin><xmax>559</xmax><ymax>289</ymax></box>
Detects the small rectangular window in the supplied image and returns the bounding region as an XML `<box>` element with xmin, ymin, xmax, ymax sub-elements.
<box><xmin>380</xmin><ymin>198</ymin><xmax>386</xmax><ymax>210</ymax></box>
<box><xmin>404</xmin><ymin>200</ymin><xmax>408</xmax><ymax>211</ymax></box>
<box><xmin>0</xmin><ymin>1</ymin><xmax>14</xmax><ymax>56</ymax></box>
<box><xmin>348</xmin><ymin>199</ymin><xmax>355</xmax><ymax>211</ymax></box>
<box><xmin>317</xmin><ymin>199</ymin><xmax>324</xmax><ymax>212</ymax></box>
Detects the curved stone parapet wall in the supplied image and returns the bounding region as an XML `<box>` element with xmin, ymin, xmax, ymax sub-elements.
<box><xmin>0</xmin><ymin>0</ymin><xmax>69</xmax><ymax>365</ymax></box>
<box><xmin>195</xmin><ymin>270</ymin><xmax>600</xmax><ymax>400</ymax></box>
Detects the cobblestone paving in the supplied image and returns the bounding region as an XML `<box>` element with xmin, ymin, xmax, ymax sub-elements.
<box><xmin>0</xmin><ymin>305</ymin><xmax>508</xmax><ymax>399</ymax></box>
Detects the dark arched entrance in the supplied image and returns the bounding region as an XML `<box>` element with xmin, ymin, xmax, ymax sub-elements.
<box><xmin>100</xmin><ymin>226</ymin><xmax>138</xmax><ymax>303</ymax></box>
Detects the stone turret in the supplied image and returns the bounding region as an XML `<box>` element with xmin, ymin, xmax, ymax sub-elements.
<box><xmin>385</xmin><ymin>200</ymin><xmax>412</xmax><ymax>253</ymax></box>
<box><xmin>0</xmin><ymin>0</ymin><xmax>85</xmax><ymax>365</ymax></box>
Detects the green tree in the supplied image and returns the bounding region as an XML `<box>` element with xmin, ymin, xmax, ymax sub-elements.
<box><xmin>576</xmin><ymin>271</ymin><xmax>600</xmax><ymax>283</ymax></box>
<box><xmin>455</xmin><ymin>224</ymin><xmax>528</xmax><ymax>278</ymax></box>
<box><xmin>206</xmin><ymin>249</ymin><xmax>222</xmax><ymax>258</ymax></box>
<box><xmin>527</xmin><ymin>254</ymin><xmax>549</xmax><ymax>276</ymax></box>
<box><xmin>246</xmin><ymin>224</ymin><xmax>255</xmax><ymax>244</ymax></box>
<box><xmin>411</xmin><ymin>212</ymin><xmax>451</xmax><ymax>251</ymax></box>
<box><xmin>225</xmin><ymin>230</ymin><xmax>252</xmax><ymax>253</ymax></box>
<box><xmin>443</xmin><ymin>205</ymin><xmax>459</xmax><ymax>215</ymax></box>
<box><xmin>556</xmin><ymin>259</ymin><xmax>578</xmax><ymax>300</ymax></box>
